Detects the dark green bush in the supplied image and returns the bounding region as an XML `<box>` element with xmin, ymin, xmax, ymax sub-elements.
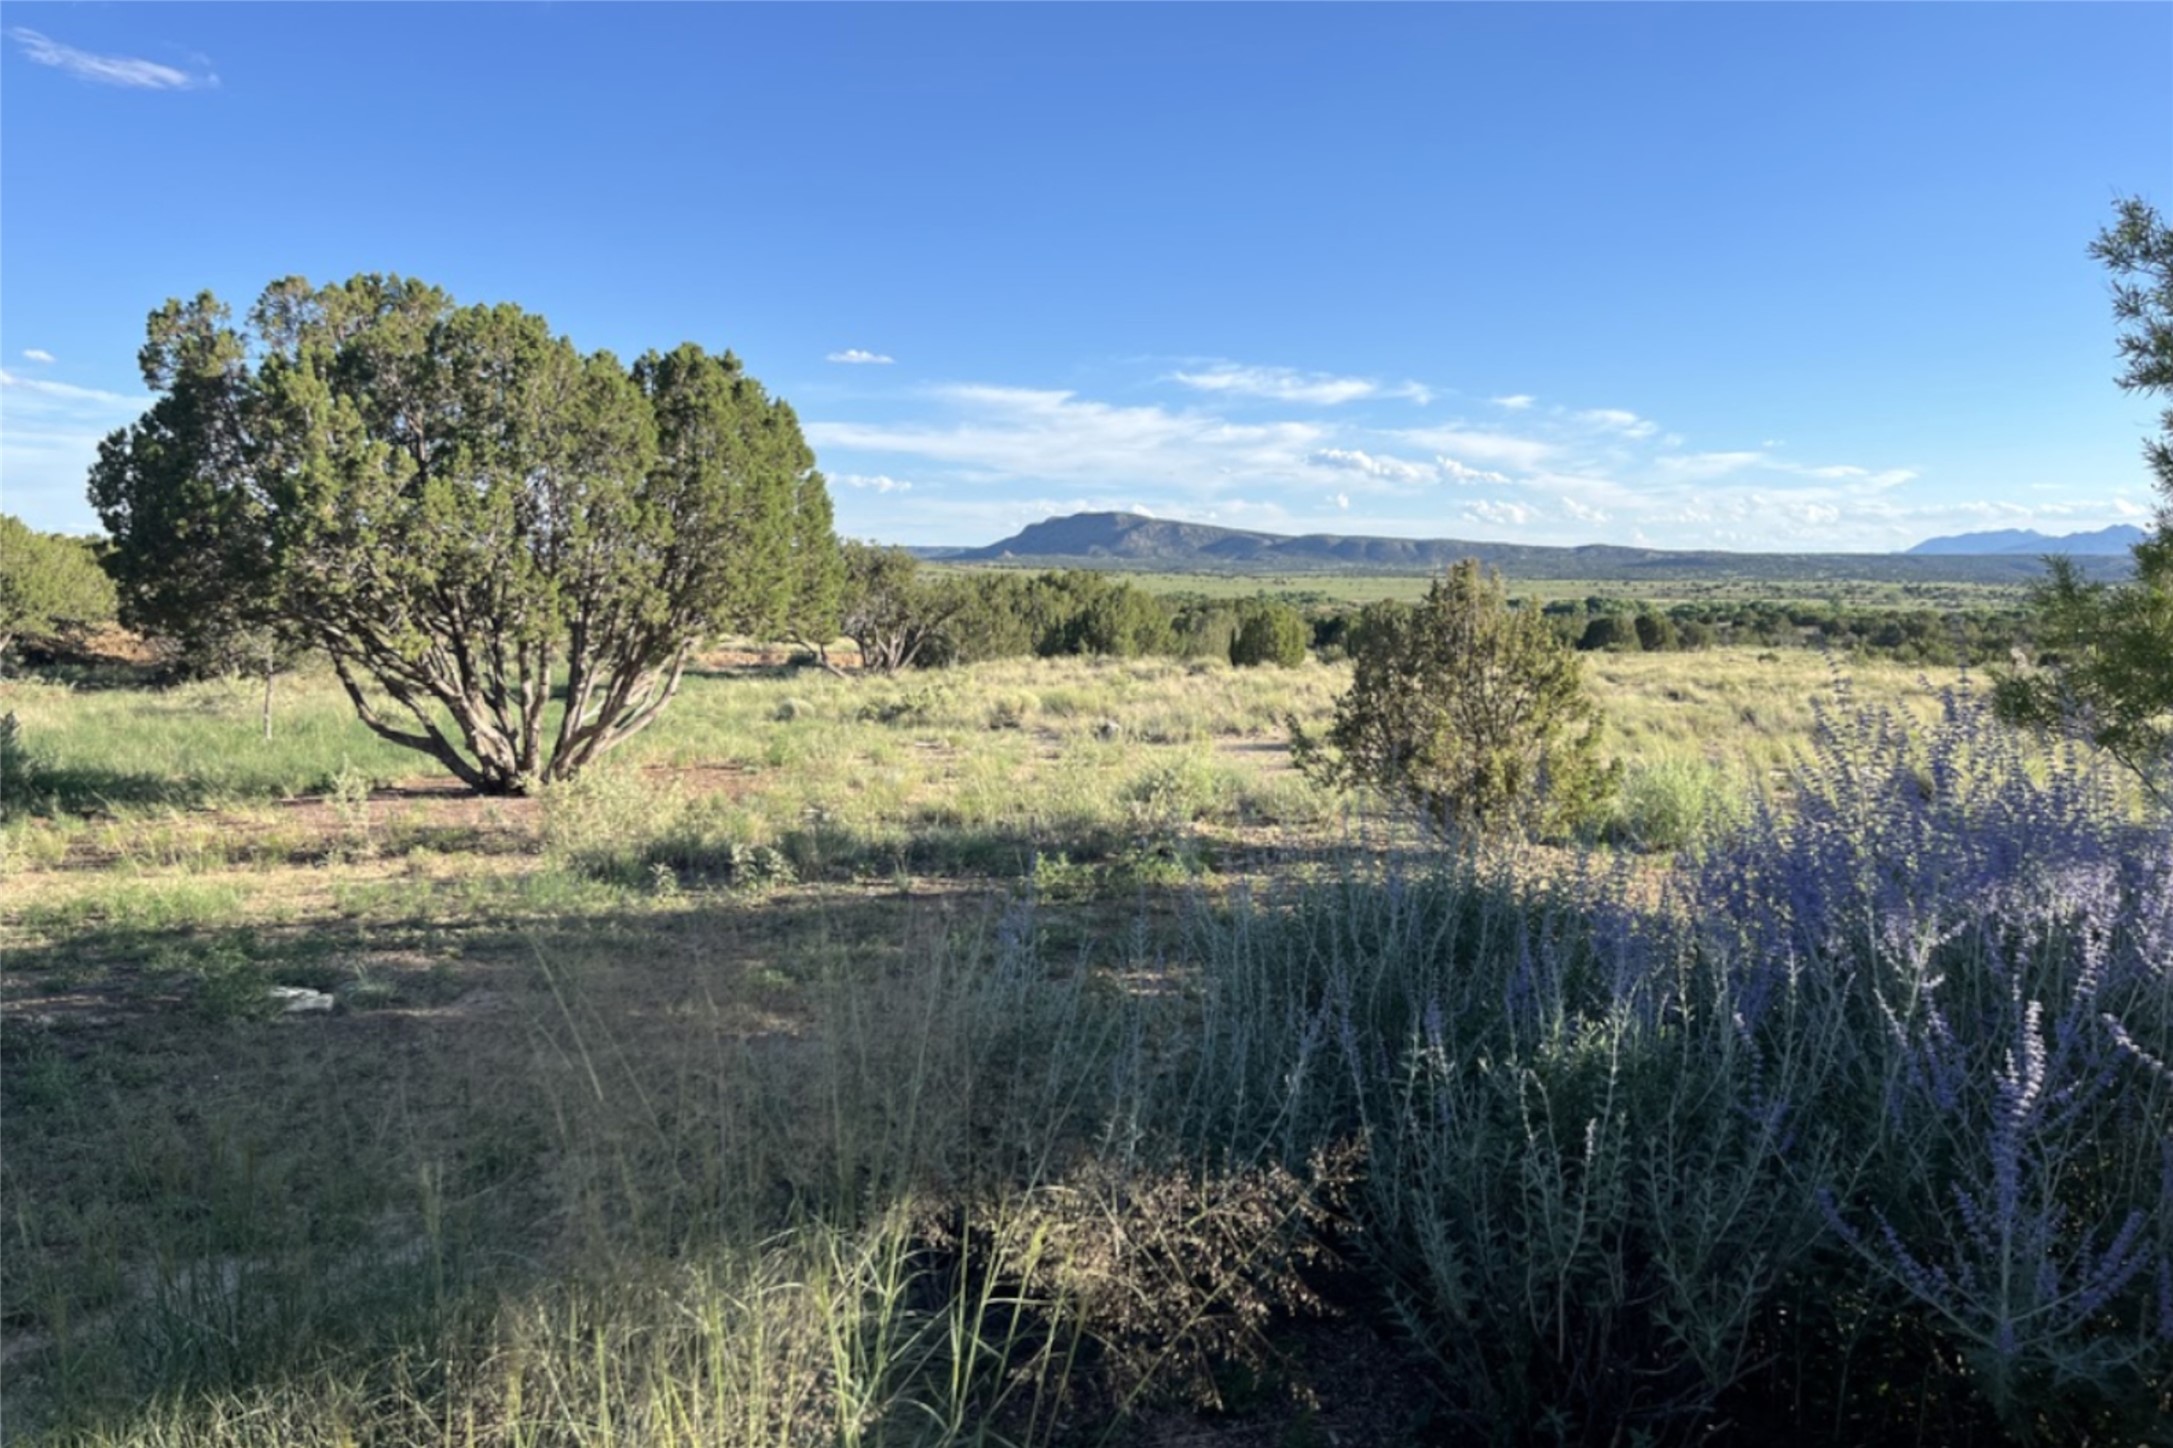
<box><xmin>1293</xmin><ymin>560</ymin><xmax>1617</xmax><ymax>838</ymax></box>
<box><xmin>1228</xmin><ymin>600</ymin><xmax>1308</xmax><ymax>667</ymax></box>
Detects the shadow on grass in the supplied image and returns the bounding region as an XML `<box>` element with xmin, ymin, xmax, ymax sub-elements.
<box><xmin>7</xmin><ymin>762</ymin><xmax>237</xmax><ymax>817</ymax></box>
<box><xmin>0</xmin><ymin>809</ymin><xmax>1436</xmax><ymax>1438</ymax></box>
<box><xmin>0</xmin><ymin>882</ymin><xmax>1048</xmax><ymax>1429</ymax></box>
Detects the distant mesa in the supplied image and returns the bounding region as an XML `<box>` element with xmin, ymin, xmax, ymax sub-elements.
<box><xmin>899</xmin><ymin>511</ymin><xmax>2134</xmax><ymax>585</ymax></box>
<box><xmin>1903</xmin><ymin>524</ymin><xmax>2146</xmax><ymax>557</ymax></box>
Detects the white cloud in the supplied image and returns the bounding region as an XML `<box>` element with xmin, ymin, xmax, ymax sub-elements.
<box><xmin>8</xmin><ymin>27</ymin><xmax>216</xmax><ymax>90</ymax></box>
<box><xmin>1463</xmin><ymin>500</ymin><xmax>1536</xmax><ymax>528</ymax></box>
<box><xmin>20</xmin><ymin>349</ymin><xmax>55</xmax><ymax>364</ymax></box>
<box><xmin>1310</xmin><ymin>447</ymin><xmax>1434</xmax><ymax>483</ymax></box>
<box><xmin>1491</xmin><ymin>394</ymin><xmax>1535</xmax><ymax>410</ymax></box>
<box><xmin>834</xmin><ymin>472</ymin><xmax>912</xmax><ymax>493</ymax></box>
<box><xmin>805</xmin><ymin>367</ymin><xmax>2002</xmax><ymax>550</ymax></box>
<box><xmin>1579</xmin><ymin>408</ymin><xmax>1660</xmax><ymax>440</ymax></box>
<box><xmin>1435</xmin><ymin>456</ymin><xmax>1511</xmax><ymax>486</ymax></box>
<box><xmin>809</xmin><ymin>386</ymin><xmax>1328</xmax><ymax>492</ymax></box>
<box><xmin>826</xmin><ymin>348</ymin><xmax>894</xmax><ymax>365</ymax></box>
<box><xmin>1394</xmin><ymin>426</ymin><xmax>1555</xmax><ymax>472</ymax></box>
<box><xmin>1169</xmin><ymin>362</ymin><xmax>1428</xmax><ymax>407</ymax></box>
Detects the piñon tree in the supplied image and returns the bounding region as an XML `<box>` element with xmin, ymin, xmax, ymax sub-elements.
<box><xmin>1994</xmin><ymin>198</ymin><xmax>2173</xmax><ymax>806</ymax></box>
<box><xmin>1293</xmin><ymin>560</ymin><xmax>1616</xmax><ymax>837</ymax></box>
<box><xmin>91</xmin><ymin>275</ymin><xmax>839</xmax><ymax>793</ymax></box>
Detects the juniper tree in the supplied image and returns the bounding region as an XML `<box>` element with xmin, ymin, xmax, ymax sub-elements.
<box><xmin>90</xmin><ymin>274</ymin><xmax>839</xmax><ymax>793</ymax></box>
<box><xmin>1229</xmin><ymin>599</ymin><xmax>1308</xmax><ymax>667</ymax></box>
<box><xmin>837</xmin><ymin>541</ymin><xmax>963</xmax><ymax>672</ymax></box>
<box><xmin>1293</xmin><ymin>559</ymin><xmax>1616</xmax><ymax>837</ymax></box>
<box><xmin>0</xmin><ymin>515</ymin><xmax>115</xmax><ymax>660</ymax></box>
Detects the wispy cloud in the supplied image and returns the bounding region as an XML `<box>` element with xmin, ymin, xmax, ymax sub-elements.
<box><xmin>1393</xmin><ymin>426</ymin><xmax>1556</xmax><ymax>472</ymax></box>
<box><xmin>1170</xmin><ymin>362</ymin><xmax>1429</xmax><ymax>407</ymax></box>
<box><xmin>804</xmin><ymin>364</ymin><xmax>2112</xmax><ymax>551</ymax></box>
<box><xmin>20</xmin><ymin>349</ymin><xmax>56</xmax><ymax>364</ymax></box>
<box><xmin>810</xmin><ymin>386</ymin><xmax>1328</xmax><ymax>492</ymax></box>
<box><xmin>1490</xmin><ymin>394</ymin><xmax>1536</xmax><ymax>411</ymax></box>
<box><xmin>834</xmin><ymin>472</ymin><xmax>912</xmax><ymax>493</ymax></box>
<box><xmin>0</xmin><ymin>369</ymin><xmax>143</xmax><ymax>406</ymax></box>
<box><xmin>8</xmin><ymin>27</ymin><xmax>217</xmax><ymax>90</ymax></box>
<box><xmin>1655</xmin><ymin>449</ymin><xmax>1770</xmax><ymax>482</ymax></box>
<box><xmin>0</xmin><ymin>367</ymin><xmax>149</xmax><ymax>531</ymax></box>
<box><xmin>1578</xmin><ymin>407</ymin><xmax>1660</xmax><ymax>440</ymax></box>
<box><xmin>826</xmin><ymin>348</ymin><xmax>894</xmax><ymax>365</ymax></box>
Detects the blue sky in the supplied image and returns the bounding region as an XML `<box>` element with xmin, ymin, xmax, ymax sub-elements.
<box><xmin>3</xmin><ymin>4</ymin><xmax>2169</xmax><ymax>551</ymax></box>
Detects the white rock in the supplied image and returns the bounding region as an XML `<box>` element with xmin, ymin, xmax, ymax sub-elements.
<box><xmin>267</xmin><ymin>986</ymin><xmax>335</xmax><ymax>1015</ymax></box>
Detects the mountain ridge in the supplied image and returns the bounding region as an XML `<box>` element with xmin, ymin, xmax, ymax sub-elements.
<box><xmin>1904</xmin><ymin>524</ymin><xmax>2145</xmax><ymax>556</ymax></box>
<box><xmin>903</xmin><ymin>511</ymin><xmax>2136</xmax><ymax>585</ymax></box>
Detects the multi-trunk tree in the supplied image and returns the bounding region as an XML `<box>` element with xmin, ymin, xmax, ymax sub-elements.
<box><xmin>91</xmin><ymin>274</ymin><xmax>840</xmax><ymax>793</ymax></box>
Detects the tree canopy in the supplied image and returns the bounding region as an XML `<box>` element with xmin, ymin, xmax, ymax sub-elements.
<box><xmin>1994</xmin><ymin>199</ymin><xmax>2173</xmax><ymax>806</ymax></box>
<box><xmin>90</xmin><ymin>275</ymin><xmax>839</xmax><ymax>792</ymax></box>
<box><xmin>0</xmin><ymin>515</ymin><xmax>116</xmax><ymax>660</ymax></box>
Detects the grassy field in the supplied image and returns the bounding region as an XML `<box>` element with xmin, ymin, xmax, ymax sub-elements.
<box><xmin>4</xmin><ymin>646</ymin><xmax>2164</xmax><ymax>1446</ymax></box>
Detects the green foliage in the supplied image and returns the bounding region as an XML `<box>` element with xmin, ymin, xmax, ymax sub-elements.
<box><xmin>1995</xmin><ymin>550</ymin><xmax>2173</xmax><ymax>805</ymax></box>
<box><xmin>1996</xmin><ymin>198</ymin><xmax>2173</xmax><ymax>805</ymax></box>
<box><xmin>1041</xmin><ymin>572</ymin><xmax>1174</xmax><ymax>657</ymax></box>
<box><xmin>0</xmin><ymin>514</ymin><xmax>116</xmax><ymax>659</ymax></box>
<box><xmin>89</xmin><ymin>275</ymin><xmax>837</xmax><ymax>792</ymax></box>
<box><xmin>838</xmin><ymin>541</ymin><xmax>963</xmax><ymax>671</ymax></box>
<box><xmin>1228</xmin><ymin>599</ymin><xmax>1309</xmax><ymax>667</ymax></box>
<box><xmin>1633</xmin><ymin>611</ymin><xmax>1677</xmax><ymax>652</ymax></box>
<box><xmin>1293</xmin><ymin>560</ymin><xmax>1617</xmax><ymax>837</ymax></box>
<box><xmin>85</xmin><ymin>295</ymin><xmax>294</xmax><ymax>678</ymax></box>
<box><xmin>1577</xmin><ymin>613</ymin><xmax>1633</xmax><ymax>652</ymax></box>
<box><xmin>1170</xmin><ymin>601</ymin><xmax>1242</xmax><ymax>660</ymax></box>
<box><xmin>1605</xmin><ymin>756</ymin><xmax>1744</xmax><ymax>853</ymax></box>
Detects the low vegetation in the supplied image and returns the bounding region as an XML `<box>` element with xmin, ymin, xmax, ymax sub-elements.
<box><xmin>6</xmin><ymin>641</ymin><xmax>2167</xmax><ymax>1445</ymax></box>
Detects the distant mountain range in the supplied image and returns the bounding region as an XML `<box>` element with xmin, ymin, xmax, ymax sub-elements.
<box><xmin>905</xmin><ymin>511</ymin><xmax>2135</xmax><ymax>585</ymax></box>
<box><xmin>1903</xmin><ymin>524</ymin><xmax>2146</xmax><ymax>556</ymax></box>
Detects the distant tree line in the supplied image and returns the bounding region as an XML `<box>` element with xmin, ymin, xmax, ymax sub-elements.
<box><xmin>831</xmin><ymin>545</ymin><xmax>2045</xmax><ymax>674</ymax></box>
<box><xmin>837</xmin><ymin>543</ymin><xmax>1310</xmax><ymax>671</ymax></box>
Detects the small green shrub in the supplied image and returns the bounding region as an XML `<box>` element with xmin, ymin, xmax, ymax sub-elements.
<box><xmin>985</xmin><ymin>690</ymin><xmax>1040</xmax><ymax>730</ymax></box>
<box><xmin>1293</xmin><ymin>561</ymin><xmax>1618</xmax><ymax>838</ymax></box>
<box><xmin>1606</xmin><ymin>757</ymin><xmax>1743</xmax><ymax>853</ymax></box>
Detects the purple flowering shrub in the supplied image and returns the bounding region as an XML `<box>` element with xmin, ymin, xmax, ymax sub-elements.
<box><xmin>1160</xmin><ymin>683</ymin><xmax>2171</xmax><ymax>1442</ymax></box>
<box><xmin>1705</xmin><ymin>682</ymin><xmax>2173</xmax><ymax>1434</ymax></box>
